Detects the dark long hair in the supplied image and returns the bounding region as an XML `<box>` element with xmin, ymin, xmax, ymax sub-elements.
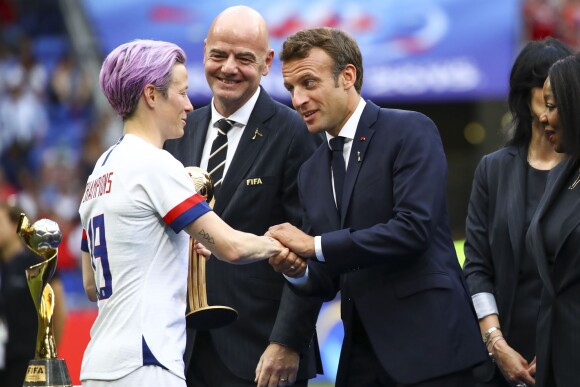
<box><xmin>548</xmin><ymin>54</ymin><xmax>580</xmax><ymax>159</ymax></box>
<box><xmin>507</xmin><ymin>37</ymin><xmax>572</xmax><ymax>147</ymax></box>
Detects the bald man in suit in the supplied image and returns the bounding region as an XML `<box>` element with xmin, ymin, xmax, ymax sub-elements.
<box><xmin>165</xmin><ymin>6</ymin><xmax>322</xmax><ymax>387</ymax></box>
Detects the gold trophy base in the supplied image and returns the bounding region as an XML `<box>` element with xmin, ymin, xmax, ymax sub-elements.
<box><xmin>186</xmin><ymin>306</ymin><xmax>238</xmax><ymax>330</ymax></box>
<box><xmin>23</xmin><ymin>359</ymin><xmax>72</xmax><ymax>387</ymax></box>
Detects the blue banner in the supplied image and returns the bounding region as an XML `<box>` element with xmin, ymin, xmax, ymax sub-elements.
<box><xmin>82</xmin><ymin>0</ymin><xmax>520</xmax><ymax>103</ymax></box>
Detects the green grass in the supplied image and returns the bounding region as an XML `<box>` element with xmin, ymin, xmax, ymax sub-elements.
<box><xmin>454</xmin><ymin>239</ymin><xmax>465</xmax><ymax>267</ymax></box>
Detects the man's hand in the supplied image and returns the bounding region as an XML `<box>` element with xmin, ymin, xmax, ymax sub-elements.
<box><xmin>268</xmin><ymin>223</ymin><xmax>315</xmax><ymax>258</ymax></box>
<box><xmin>268</xmin><ymin>248</ymin><xmax>307</xmax><ymax>278</ymax></box>
<box><xmin>255</xmin><ymin>343</ymin><xmax>300</xmax><ymax>387</ymax></box>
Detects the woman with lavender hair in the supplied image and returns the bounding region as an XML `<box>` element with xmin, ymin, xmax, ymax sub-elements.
<box><xmin>78</xmin><ymin>40</ymin><xmax>297</xmax><ymax>387</ymax></box>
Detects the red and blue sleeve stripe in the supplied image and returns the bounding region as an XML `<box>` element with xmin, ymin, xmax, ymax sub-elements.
<box><xmin>81</xmin><ymin>229</ymin><xmax>89</xmax><ymax>252</ymax></box>
<box><xmin>163</xmin><ymin>194</ymin><xmax>212</xmax><ymax>233</ymax></box>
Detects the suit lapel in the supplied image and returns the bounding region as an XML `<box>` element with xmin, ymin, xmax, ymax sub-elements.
<box><xmin>189</xmin><ymin>108</ymin><xmax>210</xmax><ymax>167</ymax></box>
<box><xmin>340</xmin><ymin>102</ymin><xmax>378</xmax><ymax>227</ymax></box>
<box><xmin>554</xmin><ymin>162</ymin><xmax>580</xmax><ymax>261</ymax></box>
<box><xmin>529</xmin><ymin>157</ymin><xmax>575</xmax><ymax>297</ymax></box>
<box><xmin>506</xmin><ymin>146</ymin><xmax>527</xmax><ymax>269</ymax></box>
<box><xmin>213</xmin><ymin>90</ymin><xmax>273</xmax><ymax>214</ymax></box>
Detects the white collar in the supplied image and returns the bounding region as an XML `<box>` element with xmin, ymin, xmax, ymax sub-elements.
<box><xmin>210</xmin><ymin>87</ymin><xmax>261</xmax><ymax>127</ymax></box>
<box><xmin>326</xmin><ymin>97</ymin><xmax>366</xmax><ymax>146</ymax></box>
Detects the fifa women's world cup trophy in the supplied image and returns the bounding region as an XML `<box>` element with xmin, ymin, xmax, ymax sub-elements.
<box><xmin>16</xmin><ymin>213</ymin><xmax>72</xmax><ymax>387</ymax></box>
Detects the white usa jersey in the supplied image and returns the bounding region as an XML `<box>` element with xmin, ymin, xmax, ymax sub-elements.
<box><xmin>78</xmin><ymin>134</ymin><xmax>211</xmax><ymax>381</ymax></box>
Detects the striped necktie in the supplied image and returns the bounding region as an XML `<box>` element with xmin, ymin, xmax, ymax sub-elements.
<box><xmin>207</xmin><ymin>118</ymin><xmax>235</xmax><ymax>193</ymax></box>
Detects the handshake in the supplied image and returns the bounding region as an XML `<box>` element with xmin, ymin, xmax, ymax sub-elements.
<box><xmin>265</xmin><ymin>223</ymin><xmax>314</xmax><ymax>278</ymax></box>
<box><xmin>193</xmin><ymin>222</ymin><xmax>313</xmax><ymax>278</ymax></box>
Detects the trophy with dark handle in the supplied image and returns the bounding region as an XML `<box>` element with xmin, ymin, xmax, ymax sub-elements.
<box><xmin>17</xmin><ymin>214</ymin><xmax>72</xmax><ymax>387</ymax></box>
<box><xmin>185</xmin><ymin>167</ymin><xmax>237</xmax><ymax>330</ymax></box>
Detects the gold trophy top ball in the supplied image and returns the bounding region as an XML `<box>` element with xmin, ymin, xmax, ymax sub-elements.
<box><xmin>185</xmin><ymin>166</ymin><xmax>214</xmax><ymax>203</ymax></box>
<box><xmin>17</xmin><ymin>215</ymin><xmax>62</xmax><ymax>259</ymax></box>
<box><xmin>29</xmin><ymin>219</ymin><xmax>62</xmax><ymax>253</ymax></box>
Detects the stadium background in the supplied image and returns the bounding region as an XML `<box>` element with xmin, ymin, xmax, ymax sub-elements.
<box><xmin>0</xmin><ymin>0</ymin><xmax>573</xmax><ymax>385</ymax></box>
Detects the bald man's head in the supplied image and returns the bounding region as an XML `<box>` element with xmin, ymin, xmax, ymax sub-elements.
<box><xmin>208</xmin><ymin>6</ymin><xmax>270</xmax><ymax>52</ymax></box>
<box><xmin>204</xmin><ymin>6</ymin><xmax>274</xmax><ymax>117</ymax></box>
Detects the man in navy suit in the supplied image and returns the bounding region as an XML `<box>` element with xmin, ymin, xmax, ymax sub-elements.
<box><xmin>268</xmin><ymin>27</ymin><xmax>487</xmax><ymax>387</ymax></box>
<box><xmin>164</xmin><ymin>6</ymin><xmax>322</xmax><ymax>387</ymax></box>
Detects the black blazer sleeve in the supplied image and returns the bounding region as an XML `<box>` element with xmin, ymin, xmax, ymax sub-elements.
<box><xmin>463</xmin><ymin>154</ymin><xmax>496</xmax><ymax>295</ymax></box>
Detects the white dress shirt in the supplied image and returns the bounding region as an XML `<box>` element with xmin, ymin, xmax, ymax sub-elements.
<box><xmin>314</xmin><ymin>98</ymin><xmax>366</xmax><ymax>262</ymax></box>
<box><xmin>287</xmin><ymin>98</ymin><xmax>366</xmax><ymax>285</ymax></box>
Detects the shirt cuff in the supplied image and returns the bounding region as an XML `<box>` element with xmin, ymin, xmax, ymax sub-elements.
<box><xmin>284</xmin><ymin>266</ymin><xmax>310</xmax><ymax>286</ymax></box>
<box><xmin>314</xmin><ymin>236</ymin><xmax>325</xmax><ymax>262</ymax></box>
<box><xmin>472</xmin><ymin>292</ymin><xmax>499</xmax><ymax>319</ymax></box>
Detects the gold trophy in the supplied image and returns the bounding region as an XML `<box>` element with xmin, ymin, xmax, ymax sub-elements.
<box><xmin>185</xmin><ymin>167</ymin><xmax>237</xmax><ymax>330</ymax></box>
<box><xmin>17</xmin><ymin>214</ymin><xmax>72</xmax><ymax>387</ymax></box>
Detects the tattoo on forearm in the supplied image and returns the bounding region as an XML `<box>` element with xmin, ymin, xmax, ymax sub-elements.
<box><xmin>198</xmin><ymin>229</ymin><xmax>215</xmax><ymax>245</ymax></box>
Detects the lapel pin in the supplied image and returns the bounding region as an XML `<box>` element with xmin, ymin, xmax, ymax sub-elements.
<box><xmin>252</xmin><ymin>129</ymin><xmax>263</xmax><ymax>140</ymax></box>
<box><xmin>360</xmin><ymin>136</ymin><xmax>366</xmax><ymax>141</ymax></box>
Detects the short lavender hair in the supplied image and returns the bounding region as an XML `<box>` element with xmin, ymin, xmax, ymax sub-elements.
<box><xmin>99</xmin><ymin>39</ymin><xmax>186</xmax><ymax>119</ymax></box>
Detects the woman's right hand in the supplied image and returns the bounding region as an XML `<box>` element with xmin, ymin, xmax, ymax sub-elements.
<box><xmin>492</xmin><ymin>339</ymin><xmax>536</xmax><ymax>386</ymax></box>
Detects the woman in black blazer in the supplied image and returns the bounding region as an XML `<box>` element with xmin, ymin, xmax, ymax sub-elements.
<box><xmin>526</xmin><ymin>53</ymin><xmax>580</xmax><ymax>387</ymax></box>
<box><xmin>463</xmin><ymin>38</ymin><xmax>571</xmax><ymax>387</ymax></box>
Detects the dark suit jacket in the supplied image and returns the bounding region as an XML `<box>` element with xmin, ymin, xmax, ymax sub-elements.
<box><xmin>526</xmin><ymin>156</ymin><xmax>580</xmax><ymax>387</ymax></box>
<box><xmin>164</xmin><ymin>88</ymin><xmax>322</xmax><ymax>381</ymax></box>
<box><xmin>291</xmin><ymin>101</ymin><xmax>487</xmax><ymax>386</ymax></box>
<box><xmin>463</xmin><ymin>145</ymin><xmax>529</xmax><ymax>381</ymax></box>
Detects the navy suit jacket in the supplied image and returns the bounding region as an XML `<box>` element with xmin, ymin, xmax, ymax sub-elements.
<box><xmin>291</xmin><ymin>101</ymin><xmax>487</xmax><ymax>385</ymax></box>
<box><xmin>165</xmin><ymin>88</ymin><xmax>322</xmax><ymax>381</ymax></box>
<box><xmin>526</xmin><ymin>156</ymin><xmax>580</xmax><ymax>387</ymax></box>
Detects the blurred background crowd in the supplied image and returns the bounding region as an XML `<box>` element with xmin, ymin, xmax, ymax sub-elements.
<box><xmin>0</xmin><ymin>0</ymin><xmax>120</xmax><ymax>292</ymax></box>
<box><xmin>0</xmin><ymin>0</ymin><xmax>577</xmax><ymax>385</ymax></box>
